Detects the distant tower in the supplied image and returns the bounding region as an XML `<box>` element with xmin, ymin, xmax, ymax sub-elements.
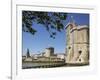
<box><xmin>44</xmin><ymin>47</ymin><xmax>54</xmax><ymax>57</ymax></box>
<box><xmin>26</xmin><ymin>48</ymin><xmax>30</xmax><ymax>58</ymax></box>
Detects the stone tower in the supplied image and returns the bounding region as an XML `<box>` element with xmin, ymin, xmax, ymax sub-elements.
<box><xmin>44</xmin><ymin>47</ymin><xmax>54</xmax><ymax>57</ymax></box>
<box><xmin>65</xmin><ymin>17</ymin><xmax>89</xmax><ymax>64</ymax></box>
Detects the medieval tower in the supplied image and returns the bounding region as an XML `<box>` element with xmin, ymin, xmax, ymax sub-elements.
<box><xmin>44</xmin><ymin>47</ymin><xmax>54</xmax><ymax>57</ymax></box>
<box><xmin>65</xmin><ymin>16</ymin><xmax>89</xmax><ymax>64</ymax></box>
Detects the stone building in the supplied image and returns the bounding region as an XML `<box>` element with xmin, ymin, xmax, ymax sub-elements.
<box><xmin>44</xmin><ymin>47</ymin><xmax>54</xmax><ymax>57</ymax></box>
<box><xmin>57</xmin><ymin>53</ymin><xmax>65</xmax><ymax>60</ymax></box>
<box><xmin>65</xmin><ymin>21</ymin><xmax>89</xmax><ymax>64</ymax></box>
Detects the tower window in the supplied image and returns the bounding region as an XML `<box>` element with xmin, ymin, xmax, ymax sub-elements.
<box><xmin>68</xmin><ymin>47</ymin><xmax>71</xmax><ymax>49</ymax></box>
<box><xmin>79</xmin><ymin>50</ymin><xmax>82</xmax><ymax>54</ymax></box>
<box><xmin>79</xmin><ymin>59</ymin><xmax>81</xmax><ymax>61</ymax></box>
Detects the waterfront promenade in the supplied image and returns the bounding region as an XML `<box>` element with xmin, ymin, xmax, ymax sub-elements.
<box><xmin>22</xmin><ymin>61</ymin><xmax>89</xmax><ymax>69</ymax></box>
<box><xmin>22</xmin><ymin>60</ymin><xmax>66</xmax><ymax>69</ymax></box>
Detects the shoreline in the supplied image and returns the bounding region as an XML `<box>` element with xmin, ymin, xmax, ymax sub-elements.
<box><xmin>22</xmin><ymin>62</ymin><xmax>89</xmax><ymax>69</ymax></box>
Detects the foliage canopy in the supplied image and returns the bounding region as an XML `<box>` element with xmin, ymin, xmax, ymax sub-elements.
<box><xmin>22</xmin><ymin>11</ymin><xmax>67</xmax><ymax>39</ymax></box>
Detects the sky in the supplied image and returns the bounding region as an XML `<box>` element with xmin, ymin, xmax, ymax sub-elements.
<box><xmin>22</xmin><ymin>12</ymin><xmax>89</xmax><ymax>55</ymax></box>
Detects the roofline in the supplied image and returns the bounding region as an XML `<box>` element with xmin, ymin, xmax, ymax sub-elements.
<box><xmin>70</xmin><ymin>25</ymin><xmax>89</xmax><ymax>33</ymax></box>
